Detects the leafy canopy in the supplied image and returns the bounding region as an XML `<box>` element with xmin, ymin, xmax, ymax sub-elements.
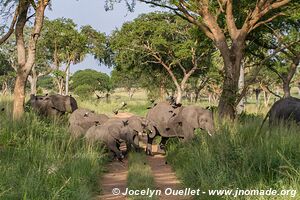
<box><xmin>70</xmin><ymin>69</ymin><xmax>112</xmax><ymax>96</ymax></box>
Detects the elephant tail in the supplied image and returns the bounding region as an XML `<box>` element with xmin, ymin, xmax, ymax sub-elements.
<box><xmin>259</xmin><ymin>109</ymin><xmax>271</xmax><ymax>133</ymax></box>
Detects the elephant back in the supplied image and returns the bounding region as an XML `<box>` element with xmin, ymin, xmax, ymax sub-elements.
<box><xmin>146</xmin><ymin>102</ymin><xmax>181</xmax><ymax>137</ymax></box>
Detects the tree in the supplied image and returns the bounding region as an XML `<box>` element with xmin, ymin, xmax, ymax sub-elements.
<box><xmin>111</xmin><ymin>68</ymin><xmax>140</xmax><ymax>99</ymax></box>
<box><xmin>264</xmin><ymin>23</ymin><xmax>299</xmax><ymax>98</ymax></box>
<box><xmin>111</xmin><ymin>0</ymin><xmax>296</xmax><ymax>119</ymax></box>
<box><xmin>110</xmin><ymin>12</ymin><xmax>213</xmax><ymax>103</ymax></box>
<box><xmin>70</xmin><ymin>69</ymin><xmax>112</xmax><ymax>98</ymax></box>
<box><xmin>11</xmin><ymin>0</ymin><xmax>49</xmax><ymax>119</ymax></box>
<box><xmin>41</xmin><ymin>18</ymin><xmax>89</xmax><ymax>95</ymax></box>
<box><xmin>40</xmin><ymin>19</ymin><xmax>107</xmax><ymax>95</ymax></box>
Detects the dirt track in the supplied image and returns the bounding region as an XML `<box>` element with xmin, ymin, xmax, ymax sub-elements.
<box><xmin>98</xmin><ymin>145</ymin><xmax>190</xmax><ymax>200</ymax></box>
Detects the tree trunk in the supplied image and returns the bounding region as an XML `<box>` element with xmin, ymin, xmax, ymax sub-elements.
<box><xmin>176</xmin><ymin>88</ymin><xmax>182</xmax><ymax>104</ymax></box>
<box><xmin>195</xmin><ymin>90</ymin><xmax>200</xmax><ymax>102</ymax></box>
<box><xmin>2</xmin><ymin>81</ymin><xmax>8</xmax><ymax>95</ymax></box>
<box><xmin>263</xmin><ymin>91</ymin><xmax>271</xmax><ymax>107</ymax></box>
<box><xmin>13</xmin><ymin>75</ymin><xmax>27</xmax><ymax>119</ymax></box>
<box><xmin>237</xmin><ymin>63</ymin><xmax>245</xmax><ymax>114</ymax></box>
<box><xmin>255</xmin><ymin>89</ymin><xmax>261</xmax><ymax>108</ymax></box>
<box><xmin>282</xmin><ymin>57</ymin><xmax>299</xmax><ymax>98</ymax></box>
<box><xmin>159</xmin><ymin>81</ymin><xmax>166</xmax><ymax>101</ymax></box>
<box><xmin>65</xmin><ymin>63</ymin><xmax>70</xmax><ymax>95</ymax></box>
<box><xmin>28</xmin><ymin>67</ymin><xmax>38</xmax><ymax>95</ymax></box>
<box><xmin>282</xmin><ymin>81</ymin><xmax>291</xmax><ymax>98</ymax></box>
<box><xmin>217</xmin><ymin>39</ymin><xmax>244</xmax><ymax>119</ymax></box>
<box><xmin>59</xmin><ymin>78</ymin><xmax>64</xmax><ymax>95</ymax></box>
<box><xmin>28</xmin><ymin>75</ymin><xmax>38</xmax><ymax>95</ymax></box>
<box><xmin>208</xmin><ymin>94</ymin><xmax>212</xmax><ymax>106</ymax></box>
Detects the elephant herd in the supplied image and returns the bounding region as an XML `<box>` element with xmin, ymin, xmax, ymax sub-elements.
<box><xmin>28</xmin><ymin>94</ymin><xmax>300</xmax><ymax>161</ymax></box>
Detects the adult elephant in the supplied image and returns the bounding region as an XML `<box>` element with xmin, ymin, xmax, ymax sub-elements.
<box><xmin>28</xmin><ymin>94</ymin><xmax>64</xmax><ymax>117</ymax></box>
<box><xmin>28</xmin><ymin>94</ymin><xmax>78</xmax><ymax>117</ymax></box>
<box><xmin>146</xmin><ymin>102</ymin><xmax>215</xmax><ymax>155</ymax></box>
<box><xmin>48</xmin><ymin>94</ymin><xmax>78</xmax><ymax>113</ymax></box>
<box><xmin>261</xmin><ymin>97</ymin><xmax>300</xmax><ymax>126</ymax></box>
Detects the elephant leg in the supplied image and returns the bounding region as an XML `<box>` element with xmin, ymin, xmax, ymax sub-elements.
<box><xmin>109</xmin><ymin>141</ymin><xmax>124</xmax><ymax>161</ymax></box>
<box><xmin>126</xmin><ymin>141</ymin><xmax>134</xmax><ymax>154</ymax></box>
<box><xmin>157</xmin><ymin>137</ymin><xmax>168</xmax><ymax>154</ymax></box>
<box><xmin>146</xmin><ymin>135</ymin><xmax>155</xmax><ymax>156</ymax></box>
<box><xmin>183</xmin><ymin>126</ymin><xmax>195</xmax><ymax>142</ymax></box>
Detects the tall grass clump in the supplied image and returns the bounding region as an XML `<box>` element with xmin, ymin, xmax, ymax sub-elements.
<box><xmin>166</xmin><ymin>116</ymin><xmax>300</xmax><ymax>200</ymax></box>
<box><xmin>127</xmin><ymin>152</ymin><xmax>158</xmax><ymax>200</ymax></box>
<box><xmin>0</xmin><ymin>100</ymin><xmax>108</xmax><ymax>200</ymax></box>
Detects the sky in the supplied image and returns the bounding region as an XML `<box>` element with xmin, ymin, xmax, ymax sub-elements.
<box><xmin>45</xmin><ymin>0</ymin><xmax>160</xmax><ymax>75</ymax></box>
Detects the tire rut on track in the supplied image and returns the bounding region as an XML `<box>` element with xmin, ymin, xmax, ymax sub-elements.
<box><xmin>147</xmin><ymin>145</ymin><xmax>191</xmax><ymax>200</ymax></box>
<box><xmin>98</xmin><ymin>160</ymin><xmax>128</xmax><ymax>200</ymax></box>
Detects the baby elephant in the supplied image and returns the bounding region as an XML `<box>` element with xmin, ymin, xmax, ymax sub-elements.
<box><xmin>85</xmin><ymin>116</ymin><xmax>150</xmax><ymax>161</ymax></box>
<box><xmin>69</xmin><ymin>108</ymin><xmax>109</xmax><ymax>138</ymax></box>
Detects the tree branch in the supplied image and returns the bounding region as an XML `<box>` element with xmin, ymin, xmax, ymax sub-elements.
<box><xmin>225</xmin><ymin>0</ymin><xmax>238</xmax><ymax>38</ymax></box>
<box><xmin>264</xmin><ymin>84</ymin><xmax>282</xmax><ymax>99</ymax></box>
<box><xmin>250</xmin><ymin>12</ymin><xmax>285</xmax><ymax>31</ymax></box>
<box><xmin>0</xmin><ymin>4</ymin><xmax>19</xmax><ymax>45</ymax></box>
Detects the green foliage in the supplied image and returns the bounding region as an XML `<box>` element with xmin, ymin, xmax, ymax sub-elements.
<box><xmin>111</xmin><ymin>68</ymin><xmax>140</xmax><ymax>90</ymax></box>
<box><xmin>0</xmin><ymin>99</ymin><xmax>108</xmax><ymax>200</ymax></box>
<box><xmin>37</xmin><ymin>75</ymin><xmax>55</xmax><ymax>90</ymax></box>
<box><xmin>0</xmin><ymin>51</ymin><xmax>15</xmax><ymax>92</ymax></box>
<box><xmin>71</xmin><ymin>69</ymin><xmax>112</xmax><ymax>96</ymax></box>
<box><xmin>110</xmin><ymin>12</ymin><xmax>213</xmax><ymax>99</ymax></box>
<box><xmin>166</xmin><ymin>116</ymin><xmax>300</xmax><ymax>200</ymax></box>
<box><xmin>74</xmin><ymin>84</ymin><xmax>94</xmax><ymax>99</ymax></box>
<box><xmin>81</xmin><ymin>25</ymin><xmax>110</xmax><ymax>65</ymax></box>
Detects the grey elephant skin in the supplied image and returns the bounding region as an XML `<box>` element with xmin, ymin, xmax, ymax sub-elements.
<box><xmin>28</xmin><ymin>94</ymin><xmax>78</xmax><ymax>117</ymax></box>
<box><xmin>146</xmin><ymin>102</ymin><xmax>215</xmax><ymax>155</ymax></box>
<box><xmin>85</xmin><ymin>116</ymin><xmax>152</xmax><ymax>160</ymax></box>
<box><xmin>69</xmin><ymin>108</ymin><xmax>109</xmax><ymax>138</ymax></box>
<box><xmin>47</xmin><ymin>94</ymin><xmax>78</xmax><ymax>113</ymax></box>
<box><xmin>262</xmin><ymin>97</ymin><xmax>300</xmax><ymax>126</ymax></box>
<box><xmin>29</xmin><ymin>95</ymin><xmax>63</xmax><ymax>117</ymax></box>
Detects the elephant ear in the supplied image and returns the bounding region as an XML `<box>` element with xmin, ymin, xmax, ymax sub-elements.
<box><xmin>145</xmin><ymin>119</ymin><xmax>157</xmax><ymax>138</ymax></box>
<box><xmin>50</xmin><ymin>96</ymin><xmax>66</xmax><ymax>112</ymax></box>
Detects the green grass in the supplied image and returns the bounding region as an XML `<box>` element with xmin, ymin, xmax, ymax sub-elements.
<box><xmin>127</xmin><ymin>152</ymin><xmax>158</xmax><ymax>200</ymax></box>
<box><xmin>77</xmin><ymin>98</ymin><xmax>149</xmax><ymax>117</ymax></box>
<box><xmin>166</xmin><ymin>116</ymin><xmax>300</xmax><ymax>200</ymax></box>
<box><xmin>0</xmin><ymin>99</ymin><xmax>108</xmax><ymax>200</ymax></box>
